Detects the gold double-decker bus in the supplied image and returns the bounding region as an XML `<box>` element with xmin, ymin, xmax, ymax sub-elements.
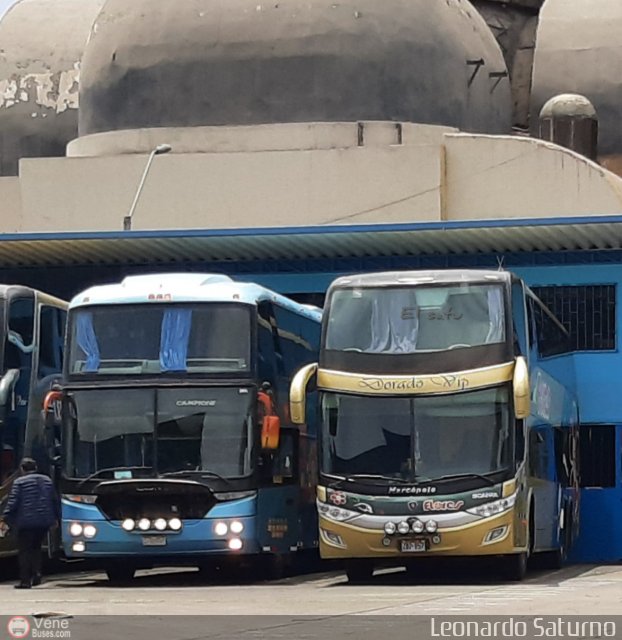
<box><xmin>290</xmin><ymin>270</ymin><xmax>579</xmax><ymax>582</ymax></box>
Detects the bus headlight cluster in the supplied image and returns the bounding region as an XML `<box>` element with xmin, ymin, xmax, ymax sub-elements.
<box><xmin>69</xmin><ymin>522</ymin><xmax>98</xmax><ymax>538</ymax></box>
<box><xmin>466</xmin><ymin>493</ymin><xmax>517</xmax><ymax>518</ymax></box>
<box><xmin>121</xmin><ymin>517</ymin><xmax>183</xmax><ymax>532</ymax></box>
<box><xmin>383</xmin><ymin>519</ymin><xmax>438</xmax><ymax>535</ymax></box>
<box><xmin>318</xmin><ymin>503</ymin><xmax>358</xmax><ymax>523</ymax></box>
<box><xmin>213</xmin><ymin>520</ymin><xmax>245</xmax><ymax>536</ymax></box>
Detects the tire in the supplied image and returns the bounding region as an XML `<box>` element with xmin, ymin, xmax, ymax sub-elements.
<box><xmin>345</xmin><ymin>560</ymin><xmax>374</xmax><ymax>584</ymax></box>
<box><xmin>501</xmin><ymin>551</ymin><xmax>528</xmax><ymax>581</ymax></box>
<box><xmin>106</xmin><ymin>565</ymin><xmax>136</xmax><ymax>584</ymax></box>
<box><xmin>539</xmin><ymin>510</ymin><xmax>570</xmax><ymax>570</ymax></box>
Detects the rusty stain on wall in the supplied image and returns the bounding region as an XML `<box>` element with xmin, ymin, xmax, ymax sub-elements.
<box><xmin>0</xmin><ymin>62</ymin><xmax>80</xmax><ymax>113</ymax></box>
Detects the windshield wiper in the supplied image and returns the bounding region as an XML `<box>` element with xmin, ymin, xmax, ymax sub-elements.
<box><xmin>77</xmin><ymin>466</ymin><xmax>152</xmax><ymax>486</ymax></box>
<box><xmin>434</xmin><ymin>469</ymin><xmax>508</xmax><ymax>486</ymax></box>
<box><xmin>160</xmin><ymin>470</ymin><xmax>232</xmax><ymax>486</ymax></box>
<box><xmin>329</xmin><ymin>473</ymin><xmax>413</xmax><ymax>488</ymax></box>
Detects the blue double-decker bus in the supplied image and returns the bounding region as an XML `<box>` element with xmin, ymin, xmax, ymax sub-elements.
<box><xmin>50</xmin><ymin>273</ymin><xmax>321</xmax><ymax>582</ymax></box>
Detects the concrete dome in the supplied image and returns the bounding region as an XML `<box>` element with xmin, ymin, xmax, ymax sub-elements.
<box><xmin>531</xmin><ymin>0</ymin><xmax>622</xmax><ymax>172</ymax></box>
<box><xmin>78</xmin><ymin>0</ymin><xmax>511</xmax><ymax>137</ymax></box>
<box><xmin>0</xmin><ymin>0</ymin><xmax>105</xmax><ymax>176</ymax></box>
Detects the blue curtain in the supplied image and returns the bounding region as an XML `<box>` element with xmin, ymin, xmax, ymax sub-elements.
<box><xmin>76</xmin><ymin>312</ymin><xmax>100</xmax><ymax>372</ymax></box>
<box><xmin>486</xmin><ymin>287</ymin><xmax>505</xmax><ymax>343</ymax></box>
<box><xmin>160</xmin><ymin>309</ymin><xmax>192</xmax><ymax>372</ymax></box>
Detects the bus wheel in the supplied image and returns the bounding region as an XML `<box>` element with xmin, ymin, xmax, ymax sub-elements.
<box><xmin>540</xmin><ymin>511</ymin><xmax>570</xmax><ymax>570</ymax></box>
<box><xmin>501</xmin><ymin>552</ymin><xmax>527</xmax><ymax>581</ymax></box>
<box><xmin>345</xmin><ymin>560</ymin><xmax>374</xmax><ymax>584</ymax></box>
<box><xmin>105</xmin><ymin>565</ymin><xmax>136</xmax><ymax>584</ymax></box>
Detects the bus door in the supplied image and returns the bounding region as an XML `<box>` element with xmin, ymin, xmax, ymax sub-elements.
<box><xmin>258</xmin><ymin>427</ymin><xmax>300</xmax><ymax>554</ymax></box>
<box><xmin>1</xmin><ymin>297</ymin><xmax>35</xmax><ymax>483</ymax></box>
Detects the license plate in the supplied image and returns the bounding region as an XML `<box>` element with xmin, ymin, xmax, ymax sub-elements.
<box><xmin>400</xmin><ymin>539</ymin><xmax>426</xmax><ymax>553</ymax></box>
<box><xmin>142</xmin><ymin>535</ymin><xmax>167</xmax><ymax>547</ymax></box>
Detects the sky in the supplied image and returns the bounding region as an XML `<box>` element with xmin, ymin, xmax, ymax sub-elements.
<box><xmin>0</xmin><ymin>0</ymin><xmax>19</xmax><ymax>20</ymax></box>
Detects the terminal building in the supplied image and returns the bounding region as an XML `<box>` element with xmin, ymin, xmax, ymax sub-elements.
<box><xmin>1</xmin><ymin>0</ymin><xmax>622</xmax><ymax>562</ymax></box>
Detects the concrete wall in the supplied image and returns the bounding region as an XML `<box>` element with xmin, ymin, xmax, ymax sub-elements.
<box><xmin>444</xmin><ymin>133</ymin><xmax>622</xmax><ymax>219</ymax></box>
<box><xmin>0</xmin><ymin>176</ymin><xmax>21</xmax><ymax>230</ymax></box>
<box><xmin>18</xmin><ymin>144</ymin><xmax>442</xmax><ymax>232</ymax></box>
<box><xmin>3</xmin><ymin>121</ymin><xmax>622</xmax><ymax>233</ymax></box>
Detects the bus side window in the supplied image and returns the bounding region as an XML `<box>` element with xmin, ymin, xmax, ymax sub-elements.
<box><xmin>38</xmin><ymin>306</ymin><xmax>64</xmax><ymax>379</ymax></box>
<box><xmin>257</xmin><ymin>302</ymin><xmax>280</xmax><ymax>403</ymax></box>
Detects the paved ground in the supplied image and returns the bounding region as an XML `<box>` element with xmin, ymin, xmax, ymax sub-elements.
<box><xmin>2</xmin><ymin>562</ymin><xmax>621</xmax><ymax>639</ymax></box>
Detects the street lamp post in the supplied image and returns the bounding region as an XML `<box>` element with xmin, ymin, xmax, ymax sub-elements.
<box><xmin>123</xmin><ymin>143</ymin><xmax>172</xmax><ymax>231</ymax></box>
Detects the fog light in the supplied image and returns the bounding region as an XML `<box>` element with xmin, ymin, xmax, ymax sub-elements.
<box><xmin>69</xmin><ymin>522</ymin><xmax>83</xmax><ymax>537</ymax></box>
<box><xmin>483</xmin><ymin>525</ymin><xmax>509</xmax><ymax>544</ymax></box>
<box><xmin>121</xmin><ymin>518</ymin><xmax>135</xmax><ymax>531</ymax></box>
<box><xmin>230</xmin><ymin>520</ymin><xmax>244</xmax><ymax>534</ymax></box>
<box><xmin>397</xmin><ymin>521</ymin><xmax>410</xmax><ymax>535</ymax></box>
<box><xmin>214</xmin><ymin>521</ymin><xmax>228</xmax><ymax>536</ymax></box>
<box><xmin>168</xmin><ymin>517</ymin><xmax>182</xmax><ymax>531</ymax></box>
<box><xmin>228</xmin><ymin>537</ymin><xmax>243</xmax><ymax>551</ymax></box>
<box><xmin>432</xmin><ymin>535</ymin><xmax>441</xmax><ymax>544</ymax></box>
<box><xmin>384</xmin><ymin>522</ymin><xmax>397</xmax><ymax>535</ymax></box>
<box><xmin>425</xmin><ymin>519</ymin><xmax>438</xmax><ymax>533</ymax></box>
<box><xmin>72</xmin><ymin>541</ymin><xmax>85</xmax><ymax>553</ymax></box>
<box><xmin>382</xmin><ymin>537</ymin><xmax>392</xmax><ymax>547</ymax></box>
<box><xmin>154</xmin><ymin>518</ymin><xmax>167</xmax><ymax>531</ymax></box>
<box><xmin>320</xmin><ymin>528</ymin><xmax>346</xmax><ymax>548</ymax></box>
<box><xmin>411</xmin><ymin>520</ymin><xmax>424</xmax><ymax>534</ymax></box>
<box><xmin>138</xmin><ymin>518</ymin><xmax>151</xmax><ymax>531</ymax></box>
<box><xmin>83</xmin><ymin>524</ymin><xmax>97</xmax><ymax>538</ymax></box>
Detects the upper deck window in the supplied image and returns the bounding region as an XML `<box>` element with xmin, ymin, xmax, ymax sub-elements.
<box><xmin>325</xmin><ymin>284</ymin><xmax>505</xmax><ymax>354</ymax></box>
<box><xmin>68</xmin><ymin>303</ymin><xmax>251</xmax><ymax>376</ymax></box>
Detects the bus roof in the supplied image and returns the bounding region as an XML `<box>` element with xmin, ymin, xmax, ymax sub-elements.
<box><xmin>0</xmin><ymin>284</ymin><xmax>67</xmax><ymax>307</ymax></box>
<box><xmin>68</xmin><ymin>272</ymin><xmax>322</xmax><ymax>321</ymax></box>
<box><xmin>328</xmin><ymin>269</ymin><xmax>513</xmax><ymax>290</ymax></box>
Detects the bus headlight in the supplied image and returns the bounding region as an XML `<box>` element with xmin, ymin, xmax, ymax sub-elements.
<box><xmin>83</xmin><ymin>525</ymin><xmax>97</xmax><ymax>538</ymax></box>
<box><xmin>122</xmin><ymin>519</ymin><xmax>136</xmax><ymax>531</ymax></box>
<box><xmin>154</xmin><ymin>518</ymin><xmax>167</xmax><ymax>531</ymax></box>
<box><xmin>467</xmin><ymin>493</ymin><xmax>517</xmax><ymax>518</ymax></box>
<box><xmin>411</xmin><ymin>520</ymin><xmax>425</xmax><ymax>534</ymax></box>
<box><xmin>168</xmin><ymin>518</ymin><xmax>182</xmax><ymax>531</ymax></box>
<box><xmin>322</xmin><ymin>506</ymin><xmax>359</xmax><ymax>523</ymax></box>
<box><xmin>230</xmin><ymin>520</ymin><xmax>244</xmax><ymax>534</ymax></box>
<box><xmin>214</xmin><ymin>521</ymin><xmax>228</xmax><ymax>536</ymax></box>
<box><xmin>397</xmin><ymin>521</ymin><xmax>410</xmax><ymax>535</ymax></box>
<box><xmin>228</xmin><ymin>538</ymin><xmax>243</xmax><ymax>551</ymax></box>
<box><xmin>69</xmin><ymin>523</ymin><xmax>83</xmax><ymax>537</ymax></box>
<box><xmin>138</xmin><ymin>518</ymin><xmax>151</xmax><ymax>531</ymax></box>
<box><xmin>425</xmin><ymin>520</ymin><xmax>438</xmax><ymax>533</ymax></box>
<box><xmin>384</xmin><ymin>522</ymin><xmax>397</xmax><ymax>535</ymax></box>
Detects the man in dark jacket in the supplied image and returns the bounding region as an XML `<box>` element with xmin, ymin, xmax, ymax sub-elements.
<box><xmin>0</xmin><ymin>457</ymin><xmax>60</xmax><ymax>588</ymax></box>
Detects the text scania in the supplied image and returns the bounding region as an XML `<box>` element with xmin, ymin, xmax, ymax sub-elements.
<box><xmin>430</xmin><ymin>617</ymin><xmax>616</xmax><ymax>637</ymax></box>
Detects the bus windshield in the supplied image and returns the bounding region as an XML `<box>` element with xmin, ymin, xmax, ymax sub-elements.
<box><xmin>325</xmin><ymin>283</ymin><xmax>505</xmax><ymax>354</ymax></box>
<box><xmin>68</xmin><ymin>303</ymin><xmax>251</xmax><ymax>376</ymax></box>
<box><xmin>320</xmin><ymin>386</ymin><xmax>512</xmax><ymax>482</ymax></box>
<box><xmin>65</xmin><ymin>387</ymin><xmax>254</xmax><ymax>480</ymax></box>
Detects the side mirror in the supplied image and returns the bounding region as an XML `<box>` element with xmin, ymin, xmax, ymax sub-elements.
<box><xmin>43</xmin><ymin>390</ymin><xmax>63</xmax><ymax>430</ymax></box>
<box><xmin>261</xmin><ymin>415</ymin><xmax>281</xmax><ymax>450</ymax></box>
<box><xmin>289</xmin><ymin>363</ymin><xmax>318</xmax><ymax>425</ymax></box>
<box><xmin>513</xmin><ymin>356</ymin><xmax>530</xmax><ymax>419</ymax></box>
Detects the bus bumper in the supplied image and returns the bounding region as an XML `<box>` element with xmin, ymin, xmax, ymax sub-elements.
<box><xmin>318</xmin><ymin>510</ymin><xmax>522</xmax><ymax>559</ymax></box>
<box><xmin>61</xmin><ymin>497</ymin><xmax>260</xmax><ymax>558</ymax></box>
